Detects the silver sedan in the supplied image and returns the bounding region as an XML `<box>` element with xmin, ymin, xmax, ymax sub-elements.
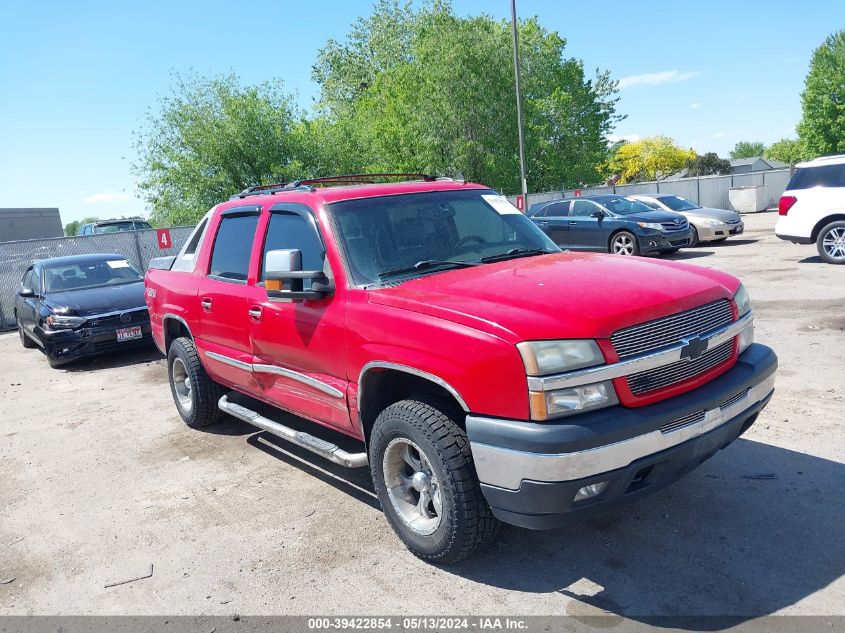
<box><xmin>631</xmin><ymin>194</ymin><xmax>744</xmax><ymax>246</ymax></box>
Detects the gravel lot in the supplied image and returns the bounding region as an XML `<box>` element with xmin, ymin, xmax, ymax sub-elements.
<box><xmin>1</xmin><ymin>211</ymin><xmax>843</xmax><ymax>620</ymax></box>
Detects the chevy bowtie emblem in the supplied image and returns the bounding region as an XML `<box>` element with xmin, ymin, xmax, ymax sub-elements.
<box><xmin>680</xmin><ymin>336</ymin><xmax>708</xmax><ymax>361</ymax></box>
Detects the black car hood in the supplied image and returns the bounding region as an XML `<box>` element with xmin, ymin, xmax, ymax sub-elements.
<box><xmin>617</xmin><ymin>210</ymin><xmax>685</xmax><ymax>224</ymax></box>
<box><xmin>43</xmin><ymin>282</ymin><xmax>146</xmax><ymax>317</ymax></box>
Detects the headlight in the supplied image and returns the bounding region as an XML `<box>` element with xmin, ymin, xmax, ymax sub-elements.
<box><xmin>517</xmin><ymin>340</ymin><xmax>604</xmax><ymax>376</ymax></box>
<box><xmin>698</xmin><ymin>217</ymin><xmax>724</xmax><ymax>227</ymax></box>
<box><xmin>45</xmin><ymin>314</ymin><xmax>86</xmax><ymax>330</ymax></box>
<box><xmin>734</xmin><ymin>283</ymin><xmax>751</xmax><ymax>316</ymax></box>
<box><xmin>529</xmin><ymin>381</ymin><xmax>618</xmax><ymax>420</ymax></box>
<box><xmin>637</xmin><ymin>222</ymin><xmax>664</xmax><ymax>231</ymax></box>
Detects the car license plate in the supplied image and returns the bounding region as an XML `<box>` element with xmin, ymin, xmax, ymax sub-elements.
<box><xmin>116</xmin><ymin>326</ymin><xmax>142</xmax><ymax>342</ymax></box>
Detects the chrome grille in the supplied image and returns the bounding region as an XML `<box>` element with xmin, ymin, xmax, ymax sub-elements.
<box><xmin>661</xmin><ymin>218</ymin><xmax>689</xmax><ymax>231</ymax></box>
<box><xmin>719</xmin><ymin>387</ymin><xmax>750</xmax><ymax>410</ymax></box>
<box><xmin>611</xmin><ymin>300</ymin><xmax>733</xmax><ymax>359</ymax></box>
<box><xmin>85</xmin><ymin>310</ymin><xmax>149</xmax><ymax>328</ymax></box>
<box><xmin>661</xmin><ymin>410</ymin><xmax>706</xmax><ymax>434</ymax></box>
<box><xmin>627</xmin><ymin>340</ymin><xmax>734</xmax><ymax>395</ymax></box>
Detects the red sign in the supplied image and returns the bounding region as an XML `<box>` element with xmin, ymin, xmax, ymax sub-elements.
<box><xmin>156</xmin><ymin>228</ymin><xmax>172</xmax><ymax>250</ymax></box>
<box><xmin>574</xmin><ymin>189</ymin><xmax>582</xmax><ymax>197</ymax></box>
<box><xmin>515</xmin><ymin>195</ymin><xmax>525</xmax><ymax>212</ymax></box>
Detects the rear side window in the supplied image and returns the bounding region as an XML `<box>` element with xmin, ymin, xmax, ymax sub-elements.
<box><xmin>542</xmin><ymin>201</ymin><xmax>571</xmax><ymax>217</ymax></box>
<box><xmin>209</xmin><ymin>214</ymin><xmax>260</xmax><ymax>282</ymax></box>
<box><xmin>260</xmin><ymin>212</ymin><xmax>324</xmax><ymax>280</ymax></box>
<box><xmin>788</xmin><ymin>164</ymin><xmax>845</xmax><ymax>190</ymax></box>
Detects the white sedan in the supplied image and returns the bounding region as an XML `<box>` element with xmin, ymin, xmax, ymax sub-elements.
<box><xmin>630</xmin><ymin>194</ymin><xmax>744</xmax><ymax>246</ymax></box>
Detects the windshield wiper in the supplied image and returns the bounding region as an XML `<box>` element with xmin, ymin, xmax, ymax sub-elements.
<box><xmin>377</xmin><ymin>259</ymin><xmax>479</xmax><ymax>281</ymax></box>
<box><xmin>480</xmin><ymin>248</ymin><xmax>555</xmax><ymax>263</ymax></box>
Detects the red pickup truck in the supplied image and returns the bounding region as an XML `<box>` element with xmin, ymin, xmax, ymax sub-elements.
<box><xmin>145</xmin><ymin>175</ymin><xmax>777</xmax><ymax>563</ymax></box>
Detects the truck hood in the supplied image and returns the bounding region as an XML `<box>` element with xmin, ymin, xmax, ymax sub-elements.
<box><xmin>367</xmin><ymin>253</ymin><xmax>739</xmax><ymax>343</ymax></box>
<box><xmin>43</xmin><ymin>282</ymin><xmax>147</xmax><ymax>317</ymax></box>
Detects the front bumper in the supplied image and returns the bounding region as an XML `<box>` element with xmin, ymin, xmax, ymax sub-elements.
<box><xmin>467</xmin><ymin>343</ymin><xmax>777</xmax><ymax>529</ymax></box>
<box><xmin>695</xmin><ymin>220</ymin><xmax>745</xmax><ymax>241</ymax></box>
<box><xmin>637</xmin><ymin>229</ymin><xmax>692</xmax><ymax>253</ymax></box>
<box><xmin>37</xmin><ymin>320</ymin><xmax>153</xmax><ymax>364</ymax></box>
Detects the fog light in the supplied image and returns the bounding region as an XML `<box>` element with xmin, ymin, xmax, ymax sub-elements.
<box><xmin>574</xmin><ymin>481</ymin><xmax>608</xmax><ymax>502</ymax></box>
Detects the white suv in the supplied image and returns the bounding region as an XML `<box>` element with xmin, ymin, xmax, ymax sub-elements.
<box><xmin>775</xmin><ymin>154</ymin><xmax>845</xmax><ymax>264</ymax></box>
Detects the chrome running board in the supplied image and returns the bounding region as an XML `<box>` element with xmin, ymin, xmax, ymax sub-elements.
<box><xmin>218</xmin><ymin>394</ymin><xmax>368</xmax><ymax>468</ymax></box>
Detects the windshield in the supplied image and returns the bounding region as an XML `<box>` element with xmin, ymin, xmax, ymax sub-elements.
<box><xmin>95</xmin><ymin>221</ymin><xmax>142</xmax><ymax>234</ymax></box>
<box><xmin>658</xmin><ymin>196</ymin><xmax>700</xmax><ymax>212</ymax></box>
<box><xmin>595</xmin><ymin>197</ymin><xmax>655</xmax><ymax>215</ymax></box>
<box><xmin>329</xmin><ymin>189</ymin><xmax>559</xmax><ymax>285</ymax></box>
<box><xmin>44</xmin><ymin>259</ymin><xmax>144</xmax><ymax>292</ymax></box>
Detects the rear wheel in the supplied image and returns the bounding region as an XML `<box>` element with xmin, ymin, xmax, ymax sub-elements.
<box><xmin>369</xmin><ymin>399</ymin><xmax>499</xmax><ymax>564</ymax></box>
<box><xmin>17</xmin><ymin>316</ymin><xmax>35</xmax><ymax>349</ymax></box>
<box><xmin>610</xmin><ymin>231</ymin><xmax>639</xmax><ymax>256</ymax></box>
<box><xmin>167</xmin><ymin>337</ymin><xmax>224</xmax><ymax>428</ymax></box>
<box><xmin>816</xmin><ymin>221</ymin><xmax>845</xmax><ymax>265</ymax></box>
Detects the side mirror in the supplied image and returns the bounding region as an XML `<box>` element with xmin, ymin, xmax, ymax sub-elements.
<box><xmin>18</xmin><ymin>287</ymin><xmax>35</xmax><ymax>298</ymax></box>
<box><xmin>591</xmin><ymin>210</ymin><xmax>604</xmax><ymax>219</ymax></box>
<box><xmin>264</xmin><ymin>249</ymin><xmax>332</xmax><ymax>302</ymax></box>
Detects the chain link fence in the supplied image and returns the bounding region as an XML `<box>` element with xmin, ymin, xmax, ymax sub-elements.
<box><xmin>507</xmin><ymin>168</ymin><xmax>794</xmax><ymax>213</ymax></box>
<box><xmin>0</xmin><ymin>227</ymin><xmax>195</xmax><ymax>331</ymax></box>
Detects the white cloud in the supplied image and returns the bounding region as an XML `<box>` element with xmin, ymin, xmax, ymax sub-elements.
<box><xmin>607</xmin><ymin>133</ymin><xmax>641</xmax><ymax>144</ymax></box>
<box><xmin>83</xmin><ymin>192</ymin><xmax>132</xmax><ymax>204</ymax></box>
<box><xmin>690</xmin><ymin>101</ymin><xmax>701</xmax><ymax>110</ymax></box>
<box><xmin>618</xmin><ymin>70</ymin><xmax>701</xmax><ymax>89</ymax></box>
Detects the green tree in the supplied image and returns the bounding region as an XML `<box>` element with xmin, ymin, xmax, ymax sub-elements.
<box><xmin>605</xmin><ymin>136</ymin><xmax>695</xmax><ymax>183</ymax></box>
<box><xmin>764</xmin><ymin>138</ymin><xmax>809</xmax><ymax>165</ymax></box>
<box><xmin>730</xmin><ymin>141</ymin><xmax>767</xmax><ymax>160</ymax></box>
<box><xmin>132</xmin><ymin>72</ymin><xmax>303</xmax><ymax>225</ymax></box>
<box><xmin>797</xmin><ymin>30</ymin><xmax>845</xmax><ymax>157</ymax></box>
<box><xmin>685</xmin><ymin>152</ymin><xmax>731</xmax><ymax>176</ymax></box>
<box><xmin>312</xmin><ymin>0</ymin><xmax>622</xmax><ymax>193</ymax></box>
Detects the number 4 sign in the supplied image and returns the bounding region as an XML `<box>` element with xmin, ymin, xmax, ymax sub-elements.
<box><xmin>156</xmin><ymin>228</ymin><xmax>172</xmax><ymax>250</ymax></box>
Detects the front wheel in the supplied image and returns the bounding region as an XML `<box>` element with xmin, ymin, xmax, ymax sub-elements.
<box><xmin>369</xmin><ymin>400</ymin><xmax>499</xmax><ymax>564</ymax></box>
<box><xmin>817</xmin><ymin>220</ymin><xmax>845</xmax><ymax>264</ymax></box>
<box><xmin>17</xmin><ymin>316</ymin><xmax>35</xmax><ymax>349</ymax></box>
<box><xmin>689</xmin><ymin>226</ymin><xmax>700</xmax><ymax>247</ymax></box>
<box><xmin>610</xmin><ymin>231</ymin><xmax>640</xmax><ymax>256</ymax></box>
<box><xmin>167</xmin><ymin>337</ymin><xmax>224</xmax><ymax>428</ymax></box>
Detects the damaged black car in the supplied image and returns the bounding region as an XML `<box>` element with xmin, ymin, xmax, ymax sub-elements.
<box><xmin>14</xmin><ymin>254</ymin><xmax>152</xmax><ymax>367</ymax></box>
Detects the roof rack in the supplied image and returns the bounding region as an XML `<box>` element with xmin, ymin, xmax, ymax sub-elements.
<box><xmin>230</xmin><ymin>173</ymin><xmax>441</xmax><ymax>199</ymax></box>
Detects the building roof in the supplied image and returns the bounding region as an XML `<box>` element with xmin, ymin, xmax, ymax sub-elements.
<box><xmin>729</xmin><ymin>157</ymin><xmax>789</xmax><ymax>169</ymax></box>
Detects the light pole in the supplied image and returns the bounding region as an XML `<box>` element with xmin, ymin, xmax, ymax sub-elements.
<box><xmin>510</xmin><ymin>0</ymin><xmax>528</xmax><ymax>210</ymax></box>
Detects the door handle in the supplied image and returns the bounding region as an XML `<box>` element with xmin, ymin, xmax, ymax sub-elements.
<box><xmin>201</xmin><ymin>297</ymin><xmax>212</xmax><ymax>312</ymax></box>
<box><xmin>539</xmin><ymin>221</ymin><xmax>549</xmax><ymax>227</ymax></box>
<box><xmin>248</xmin><ymin>307</ymin><xmax>262</xmax><ymax>320</ymax></box>
<box><xmin>569</xmin><ymin>221</ymin><xmax>578</xmax><ymax>225</ymax></box>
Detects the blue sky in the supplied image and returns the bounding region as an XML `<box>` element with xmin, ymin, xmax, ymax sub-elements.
<box><xmin>1</xmin><ymin>0</ymin><xmax>842</xmax><ymax>224</ymax></box>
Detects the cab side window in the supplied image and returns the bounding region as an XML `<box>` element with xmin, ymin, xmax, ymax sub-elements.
<box><xmin>21</xmin><ymin>268</ymin><xmax>33</xmax><ymax>289</ymax></box>
<box><xmin>260</xmin><ymin>212</ymin><xmax>324</xmax><ymax>280</ymax></box>
<box><xmin>209</xmin><ymin>213</ymin><xmax>260</xmax><ymax>282</ymax></box>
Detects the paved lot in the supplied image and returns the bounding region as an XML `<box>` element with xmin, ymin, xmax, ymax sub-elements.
<box><xmin>1</xmin><ymin>211</ymin><xmax>843</xmax><ymax>620</ymax></box>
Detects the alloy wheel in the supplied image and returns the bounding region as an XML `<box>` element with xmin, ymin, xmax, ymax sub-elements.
<box><xmin>171</xmin><ymin>357</ymin><xmax>193</xmax><ymax>412</ymax></box>
<box><xmin>612</xmin><ymin>234</ymin><xmax>635</xmax><ymax>255</ymax></box>
<box><xmin>822</xmin><ymin>227</ymin><xmax>845</xmax><ymax>260</ymax></box>
<box><xmin>382</xmin><ymin>438</ymin><xmax>443</xmax><ymax>536</ymax></box>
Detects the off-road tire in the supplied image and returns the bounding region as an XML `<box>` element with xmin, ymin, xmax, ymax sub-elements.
<box><xmin>17</xmin><ymin>316</ymin><xmax>35</xmax><ymax>348</ymax></box>
<box><xmin>369</xmin><ymin>399</ymin><xmax>500</xmax><ymax>564</ymax></box>
<box><xmin>816</xmin><ymin>220</ymin><xmax>845</xmax><ymax>265</ymax></box>
<box><xmin>167</xmin><ymin>336</ymin><xmax>224</xmax><ymax>428</ymax></box>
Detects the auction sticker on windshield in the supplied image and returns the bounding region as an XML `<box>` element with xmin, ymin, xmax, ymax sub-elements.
<box><xmin>481</xmin><ymin>194</ymin><xmax>521</xmax><ymax>215</ymax></box>
<box><xmin>116</xmin><ymin>326</ymin><xmax>142</xmax><ymax>342</ymax></box>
